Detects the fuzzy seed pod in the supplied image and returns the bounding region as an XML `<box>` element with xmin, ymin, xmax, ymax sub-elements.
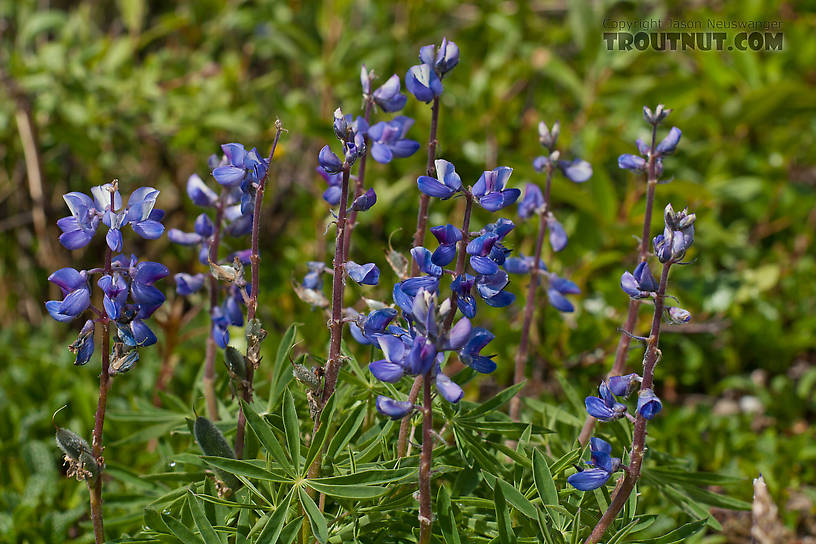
<box><xmin>292</xmin><ymin>362</ymin><xmax>321</xmax><ymax>391</ymax></box>
<box><xmin>224</xmin><ymin>346</ymin><xmax>247</xmax><ymax>380</ymax></box>
<box><xmin>193</xmin><ymin>416</ymin><xmax>241</xmax><ymax>494</ymax></box>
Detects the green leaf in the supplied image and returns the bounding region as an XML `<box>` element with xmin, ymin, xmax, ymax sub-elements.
<box><xmin>606</xmin><ymin>518</ymin><xmax>639</xmax><ymax>544</ymax></box>
<box><xmin>533</xmin><ymin>448</ymin><xmax>561</xmax><ymax>525</ymax></box>
<box><xmin>241</xmin><ymin>401</ymin><xmax>294</xmax><ymax>476</ymax></box>
<box><xmin>483</xmin><ymin>473</ymin><xmax>537</xmax><ymax>519</ymax></box>
<box><xmin>550</xmin><ymin>447</ymin><xmax>584</xmax><ymax>477</ymax></box>
<box><xmin>494</xmin><ymin>481</ymin><xmax>514</xmax><ymax>544</ymax></box>
<box><xmin>311</xmin><ymin>468</ymin><xmax>415</xmax><ymax>486</ymax></box>
<box><xmin>298</xmin><ymin>486</ymin><xmax>328</xmax><ymax>543</ymax></box>
<box><xmin>325</xmin><ymin>404</ymin><xmax>365</xmax><ymax>459</ymax></box>
<box><xmin>303</xmin><ymin>393</ymin><xmax>335</xmax><ymax>476</ymax></box>
<box><xmin>437</xmin><ymin>486</ymin><xmax>460</xmax><ymax>544</ymax></box>
<box><xmin>144</xmin><ymin>507</ymin><xmax>170</xmax><ymax>534</ymax></box>
<box><xmin>631</xmin><ymin>518</ymin><xmax>708</xmax><ymax>543</ymax></box>
<box><xmin>200</xmin><ymin>457</ymin><xmax>292</xmax><ymax>483</ymax></box>
<box><xmin>162</xmin><ymin>511</ymin><xmax>204</xmax><ymax>544</ymax></box>
<box><xmin>187</xmin><ymin>490</ymin><xmax>222</xmax><ymax>544</ymax></box>
<box><xmin>256</xmin><ymin>489</ymin><xmax>293</xmax><ymax>544</ymax></box>
<box><xmin>282</xmin><ymin>390</ymin><xmax>301</xmax><ymax>473</ymax></box>
<box><xmin>643</xmin><ymin>468</ymin><xmax>744</xmax><ymax>487</ymax></box>
<box><xmin>305</xmin><ymin>480</ymin><xmax>389</xmax><ymax>499</ymax></box>
<box><xmin>681</xmin><ymin>485</ymin><xmax>752</xmax><ymax>511</ymax></box>
<box><xmin>461</xmin><ymin>382</ymin><xmax>525</xmax><ymax>420</ymax></box>
<box><xmin>269</xmin><ymin>324</ymin><xmax>298</xmax><ymax>410</ymax></box>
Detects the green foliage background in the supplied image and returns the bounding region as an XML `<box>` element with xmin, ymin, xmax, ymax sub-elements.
<box><xmin>0</xmin><ymin>0</ymin><xmax>814</xmax><ymax>542</ymax></box>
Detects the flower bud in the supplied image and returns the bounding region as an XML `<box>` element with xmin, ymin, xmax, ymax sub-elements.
<box><xmin>666</xmin><ymin>306</ymin><xmax>691</xmax><ymax>324</ymax></box>
<box><xmin>637</xmin><ymin>389</ymin><xmax>663</xmax><ymax>419</ymax></box>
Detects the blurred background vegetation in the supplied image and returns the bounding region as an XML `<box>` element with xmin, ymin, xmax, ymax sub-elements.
<box><xmin>0</xmin><ymin>0</ymin><xmax>814</xmax><ymax>541</ymax></box>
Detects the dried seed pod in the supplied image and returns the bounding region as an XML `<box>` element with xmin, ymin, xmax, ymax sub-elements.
<box><xmin>193</xmin><ymin>416</ymin><xmax>241</xmax><ymax>494</ymax></box>
<box><xmin>55</xmin><ymin>427</ymin><xmax>99</xmax><ymax>480</ymax></box>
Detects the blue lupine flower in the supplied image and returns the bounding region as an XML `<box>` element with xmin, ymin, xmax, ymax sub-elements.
<box><xmin>405</xmin><ymin>64</ymin><xmax>443</xmax><ymax>103</ymax></box>
<box><xmin>187</xmin><ymin>173</ymin><xmax>219</xmax><ymax>207</ymax></box>
<box><xmin>547</xmin><ymin>217</ymin><xmax>568</xmax><ymax>252</ymax></box>
<box><xmin>585</xmin><ymin>381</ymin><xmax>628</xmax><ymax>421</ymax></box>
<box><xmin>212</xmin><ymin>143</ymin><xmax>269</xmax><ymax>192</ymax></box>
<box><xmin>417</xmin><ymin>159</ymin><xmax>462</xmax><ymax>199</ymax></box>
<box><xmin>567</xmin><ymin>437</ymin><xmax>621</xmax><ymax>491</ymax></box>
<box><xmin>637</xmin><ymin>388</ymin><xmax>662</xmax><ymax>419</ymax></box>
<box><xmin>318</xmin><ymin>145</ymin><xmax>344</xmax><ymax>175</ymax></box>
<box><xmin>369</xmin><ymin>72</ymin><xmax>408</xmax><ymax>113</ymax></box>
<box><xmin>126</xmin><ymin>187</ymin><xmax>164</xmax><ymax>240</ymax></box>
<box><xmin>112</xmin><ymin>255</ymin><xmax>169</xmax><ymax>318</ymax></box>
<box><xmin>458</xmin><ymin>327</ymin><xmax>496</xmax><ymax>373</ymax></box>
<box><xmin>411</xmin><ymin>247</ymin><xmax>443</xmax><ymax>277</ymax></box>
<box><xmin>547</xmin><ymin>275</ymin><xmax>580</xmax><ymax>313</ymax></box>
<box><xmin>430</xmin><ymin>224</ymin><xmax>462</xmax><ymax>266</ymax></box>
<box><xmin>57</xmin><ymin>184</ymin><xmax>164</xmax><ymax>251</ymax></box>
<box><xmin>302</xmin><ymin>261</ymin><xmax>326</xmax><ymax>291</ymax></box>
<box><xmin>467</xmin><ymin>232</ymin><xmax>500</xmax><ymax>275</ymax></box>
<box><xmin>419</xmin><ymin>37</ymin><xmax>459</xmax><ymax>77</ymax></box>
<box><xmin>346</xmin><ymin>262</ymin><xmax>380</xmax><ymax>285</ymax></box>
<box><xmin>375</xmin><ymin>395</ymin><xmax>415</xmax><ymax>420</ymax></box>
<box><xmin>69</xmin><ymin>319</ymin><xmax>95</xmax><ymax>366</ymax></box>
<box><xmin>618</xmin><ymin>153</ymin><xmax>646</xmax><ymax>171</ymax></box>
<box><xmin>174</xmin><ymin>273</ymin><xmax>205</xmax><ymax>295</ymax></box>
<box><xmin>666</xmin><ymin>306</ymin><xmax>691</xmax><ymax>324</ymax></box>
<box><xmin>98</xmin><ymin>273</ymin><xmax>128</xmax><ymax>319</ymax></box>
<box><xmin>620</xmin><ymin>261</ymin><xmax>658</xmax><ymax>299</ymax></box>
<box><xmin>317</xmin><ymin>166</ymin><xmax>343</xmax><ymax>205</ymax></box>
<box><xmin>518</xmin><ymin>183</ymin><xmax>544</xmax><ymax>219</ymax></box>
<box><xmin>368</xmin><ymin>117</ymin><xmax>420</xmax><ymax>164</ymax></box>
<box><xmin>350</xmin><ymin>188</ymin><xmax>377</xmax><ymax>212</ymax></box>
<box><xmin>472</xmin><ymin>167</ymin><xmax>520</xmax><ymax>212</ymax></box>
<box><xmin>656</xmin><ymin>127</ymin><xmax>682</xmax><ymax>155</ymax></box>
<box><xmin>557</xmin><ymin>159</ymin><xmax>593</xmax><ymax>183</ymax></box>
<box><xmin>350</xmin><ymin>308</ymin><xmax>399</xmax><ymax>346</ymax></box>
<box><xmin>450</xmin><ymin>274</ymin><xmax>476</xmax><ymax>318</ymax></box>
<box><xmin>393</xmin><ymin>276</ymin><xmax>440</xmax><ymax>314</ymax></box>
<box><xmin>211</xmin><ymin>305</ymin><xmax>231</xmax><ymax>349</ymax></box>
<box><xmin>607</xmin><ymin>373</ymin><xmax>641</xmax><ymax>398</ymax></box>
<box><xmin>435</xmin><ymin>373</ymin><xmax>464</xmax><ymax>403</ymax></box>
<box><xmin>503</xmin><ymin>255</ymin><xmax>547</xmax><ymax>275</ymax></box>
<box><xmin>46</xmin><ymin>268</ymin><xmax>90</xmax><ymax>322</ymax></box>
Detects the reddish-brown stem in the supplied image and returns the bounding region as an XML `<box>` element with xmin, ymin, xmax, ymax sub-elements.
<box><xmin>579</xmin><ymin>123</ymin><xmax>660</xmax><ymax>445</ymax></box>
<box><xmin>585</xmin><ymin>262</ymin><xmax>670</xmax><ymax>544</ymax></box>
<box><xmin>418</xmin><ymin>373</ymin><xmax>433</xmax><ymax>544</ymax></box>
<box><xmin>343</xmin><ymin>98</ymin><xmax>373</xmax><ymax>261</ymax></box>
<box><xmin>411</xmin><ymin>96</ymin><xmax>441</xmax><ymax>275</ymax></box>
<box><xmin>89</xmin><ymin>191</ymin><xmax>115</xmax><ymax>544</ymax></box>
<box><xmin>510</xmin><ymin>162</ymin><xmax>553</xmax><ymax>420</ymax></box>
<box><xmin>234</xmin><ymin>125</ymin><xmax>283</xmax><ymax>459</ymax></box>
<box><xmin>306</xmin><ymin>161</ymin><xmax>351</xmax><ymax>482</ymax></box>
<box><xmin>204</xmin><ymin>191</ymin><xmax>227</xmax><ymax>421</ymax></box>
